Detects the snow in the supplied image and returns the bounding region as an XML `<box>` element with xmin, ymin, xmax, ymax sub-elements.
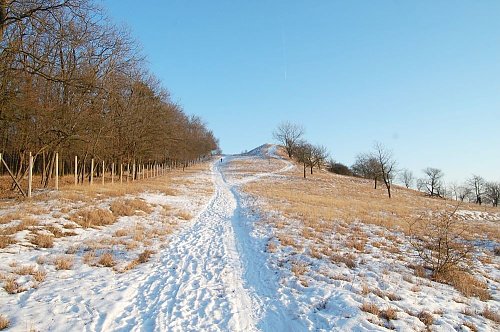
<box><xmin>1</xmin><ymin>145</ymin><xmax>499</xmax><ymax>331</ymax></box>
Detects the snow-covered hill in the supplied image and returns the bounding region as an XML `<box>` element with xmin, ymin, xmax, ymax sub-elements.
<box><xmin>0</xmin><ymin>145</ymin><xmax>498</xmax><ymax>331</ymax></box>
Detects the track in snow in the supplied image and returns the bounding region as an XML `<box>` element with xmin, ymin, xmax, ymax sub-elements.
<box><xmin>101</xmin><ymin>152</ymin><xmax>295</xmax><ymax>331</ymax></box>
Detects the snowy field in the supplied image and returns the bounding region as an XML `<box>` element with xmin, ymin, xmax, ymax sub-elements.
<box><xmin>0</xmin><ymin>145</ymin><xmax>499</xmax><ymax>331</ymax></box>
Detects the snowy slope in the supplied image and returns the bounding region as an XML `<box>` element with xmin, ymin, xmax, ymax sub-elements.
<box><xmin>1</xmin><ymin>145</ymin><xmax>499</xmax><ymax>331</ymax></box>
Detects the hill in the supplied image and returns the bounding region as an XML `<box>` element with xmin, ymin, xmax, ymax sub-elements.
<box><xmin>0</xmin><ymin>145</ymin><xmax>498</xmax><ymax>331</ymax></box>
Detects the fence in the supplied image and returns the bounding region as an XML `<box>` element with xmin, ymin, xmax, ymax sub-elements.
<box><xmin>0</xmin><ymin>152</ymin><xmax>188</xmax><ymax>198</ymax></box>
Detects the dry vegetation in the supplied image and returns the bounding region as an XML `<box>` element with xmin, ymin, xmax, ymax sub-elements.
<box><xmin>0</xmin><ymin>315</ymin><xmax>9</xmax><ymax>330</ymax></box>
<box><xmin>244</xmin><ymin>169</ymin><xmax>499</xmax><ymax>239</ymax></box>
<box><xmin>235</xmin><ymin>154</ymin><xmax>499</xmax><ymax>328</ymax></box>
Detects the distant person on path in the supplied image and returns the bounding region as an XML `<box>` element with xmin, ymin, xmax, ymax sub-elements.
<box><xmin>220</xmin><ymin>158</ymin><xmax>223</xmax><ymax>163</ymax></box>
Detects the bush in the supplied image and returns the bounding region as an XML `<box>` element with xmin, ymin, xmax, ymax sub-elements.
<box><xmin>409</xmin><ymin>208</ymin><xmax>473</xmax><ymax>277</ymax></box>
<box><xmin>327</xmin><ymin>161</ymin><xmax>353</xmax><ymax>176</ymax></box>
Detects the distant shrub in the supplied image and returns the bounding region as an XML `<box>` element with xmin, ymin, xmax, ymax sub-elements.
<box><xmin>327</xmin><ymin>161</ymin><xmax>353</xmax><ymax>176</ymax></box>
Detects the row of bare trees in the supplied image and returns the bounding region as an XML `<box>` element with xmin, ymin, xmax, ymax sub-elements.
<box><xmin>0</xmin><ymin>0</ymin><xmax>219</xmax><ymax>190</ymax></box>
<box><xmin>273</xmin><ymin>122</ymin><xmax>498</xmax><ymax>205</ymax></box>
<box><xmin>272</xmin><ymin>122</ymin><xmax>328</xmax><ymax>178</ymax></box>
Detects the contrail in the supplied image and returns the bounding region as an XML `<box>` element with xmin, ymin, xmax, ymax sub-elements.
<box><xmin>281</xmin><ymin>23</ymin><xmax>287</xmax><ymax>81</ymax></box>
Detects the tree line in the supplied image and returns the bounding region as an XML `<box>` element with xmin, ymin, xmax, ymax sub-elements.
<box><xmin>273</xmin><ymin>122</ymin><xmax>499</xmax><ymax>206</ymax></box>
<box><xmin>0</xmin><ymin>0</ymin><xmax>219</xmax><ymax>188</ymax></box>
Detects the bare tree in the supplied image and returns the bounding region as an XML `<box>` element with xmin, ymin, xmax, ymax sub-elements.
<box><xmin>485</xmin><ymin>181</ymin><xmax>500</xmax><ymax>207</ymax></box>
<box><xmin>373</xmin><ymin>142</ymin><xmax>396</xmax><ymax>198</ymax></box>
<box><xmin>399</xmin><ymin>169</ymin><xmax>414</xmax><ymax>189</ymax></box>
<box><xmin>312</xmin><ymin>144</ymin><xmax>328</xmax><ymax>171</ymax></box>
<box><xmin>352</xmin><ymin>153</ymin><xmax>381</xmax><ymax>189</ymax></box>
<box><xmin>272</xmin><ymin>121</ymin><xmax>304</xmax><ymax>159</ymax></box>
<box><xmin>418</xmin><ymin>167</ymin><xmax>444</xmax><ymax>197</ymax></box>
<box><xmin>294</xmin><ymin>141</ymin><xmax>313</xmax><ymax>178</ymax></box>
<box><xmin>467</xmin><ymin>175</ymin><xmax>485</xmax><ymax>205</ymax></box>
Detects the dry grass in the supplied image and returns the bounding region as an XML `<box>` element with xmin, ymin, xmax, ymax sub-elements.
<box><xmin>177</xmin><ymin>211</ymin><xmax>192</xmax><ymax>221</ymax></box>
<box><xmin>0</xmin><ymin>211</ymin><xmax>23</xmax><ymax>224</ymax></box>
<box><xmin>54</xmin><ymin>255</ymin><xmax>73</xmax><ymax>270</ymax></box>
<box><xmin>69</xmin><ymin>207</ymin><xmax>116</xmax><ymax>228</ymax></box>
<box><xmin>418</xmin><ymin>311</ymin><xmax>434</xmax><ymax>326</ymax></box>
<box><xmin>33</xmin><ymin>269</ymin><xmax>47</xmax><ymax>282</ymax></box>
<box><xmin>360</xmin><ymin>302</ymin><xmax>380</xmax><ymax>316</ymax></box>
<box><xmin>243</xmin><ymin>166</ymin><xmax>499</xmax><ymax>240</ymax></box>
<box><xmin>462</xmin><ymin>321</ymin><xmax>478</xmax><ymax>332</ymax></box>
<box><xmin>83</xmin><ymin>251</ymin><xmax>96</xmax><ymax>265</ymax></box>
<box><xmin>482</xmin><ymin>307</ymin><xmax>500</xmax><ymax>323</ymax></box>
<box><xmin>1</xmin><ymin>216</ymin><xmax>39</xmax><ymax>236</ymax></box>
<box><xmin>98</xmin><ymin>252</ymin><xmax>115</xmax><ymax>267</ymax></box>
<box><xmin>436</xmin><ymin>270</ymin><xmax>491</xmax><ymax>301</ymax></box>
<box><xmin>30</xmin><ymin>233</ymin><xmax>54</xmax><ymax>248</ymax></box>
<box><xmin>330</xmin><ymin>253</ymin><xmax>356</xmax><ymax>269</ymax></box>
<box><xmin>14</xmin><ymin>265</ymin><xmax>37</xmax><ymax>276</ymax></box>
<box><xmin>137</xmin><ymin>249</ymin><xmax>154</xmax><ymax>264</ymax></box>
<box><xmin>0</xmin><ymin>235</ymin><xmax>14</xmax><ymax>249</ymax></box>
<box><xmin>3</xmin><ymin>276</ymin><xmax>19</xmax><ymax>294</ymax></box>
<box><xmin>291</xmin><ymin>261</ymin><xmax>308</xmax><ymax>277</ymax></box>
<box><xmin>0</xmin><ymin>315</ymin><xmax>9</xmax><ymax>330</ymax></box>
<box><xmin>110</xmin><ymin>198</ymin><xmax>152</xmax><ymax>217</ymax></box>
<box><xmin>379</xmin><ymin>307</ymin><xmax>398</xmax><ymax>320</ymax></box>
<box><xmin>114</xmin><ymin>228</ymin><xmax>129</xmax><ymax>237</ymax></box>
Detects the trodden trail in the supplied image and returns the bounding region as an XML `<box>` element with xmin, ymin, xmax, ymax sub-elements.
<box><xmin>100</xmin><ymin>151</ymin><xmax>297</xmax><ymax>331</ymax></box>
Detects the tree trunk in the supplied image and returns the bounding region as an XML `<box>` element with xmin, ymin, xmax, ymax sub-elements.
<box><xmin>303</xmin><ymin>162</ymin><xmax>306</xmax><ymax>179</ymax></box>
<box><xmin>0</xmin><ymin>0</ymin><xmax>6</xmax><ymax>43</ymax></box>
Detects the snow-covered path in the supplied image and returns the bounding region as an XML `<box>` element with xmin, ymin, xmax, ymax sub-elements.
<box><xmin>101</xmin><ymin>153</ymin><xmax>294</xmax><ymax>331</ymax></box>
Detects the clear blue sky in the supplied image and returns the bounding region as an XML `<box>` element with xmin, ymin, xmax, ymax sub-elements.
<box><xmin>102</xmin><ymin>0</ymin><xmax>499</xmax><ymax>184</ymax></box>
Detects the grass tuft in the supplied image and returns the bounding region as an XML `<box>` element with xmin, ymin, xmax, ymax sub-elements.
<box><xmin>0</xmin><ymin>315</ymin><xmax>9</xmax><ymax>330</ymax></box>
<box><xmin>482</xmin><ymin>307</ymin><xmax>500</xmax><ymax>323</ymax></box>
<box><xmin>54</xmin><ymin>255</ymin><xmax>73</xmax><ymax>270</ymax></box>
<box><xmin>98</xmin><ymin>252</ymin><xmax>115</xmax><ymax>267</ymax></box>
<box><xmin>31</xmin><ymin>233</ymin><xmax>54</xmax><ymax>248</ymax></box>
<box><xmin>69</xmin><ymin>208</ymin><xmax>116</xmax><ymax>228</ymax></box>
<box><xmin>360</xmin><ymin>302</ymin><xmax>380</xmax><ymax>316</ymax></box>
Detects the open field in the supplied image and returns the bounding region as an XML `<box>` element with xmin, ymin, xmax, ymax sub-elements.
<box><xmin>233</xmin><ymin>146</ymin><xmax>499</xmax><ymax>331</ymax></box>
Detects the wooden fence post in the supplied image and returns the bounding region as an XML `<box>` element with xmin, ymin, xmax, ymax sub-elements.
<box><xmin>120</xmin><ymin>164</ymin><xmax>123</xmax><ymax>184</ymax></box>
<box><xmin>28</xmin><ymin>152</ymin><xmax>33</xmax><ymax>198</ymax></box>
<box><xmin>102</xmin><ymin>160</ymin><xmax>105</xmax><ymax>185</ymax></box>
<box><xmin>127</xmin><ymin>163</ymin><xmax>130</xmax><ymax>183</ymax></box>
<box><xmin>90</xmin><ymin>159</ymin><xmax>94</xmax><ymax>185</ymax></box>
<box><xmin>75</xmin><ymin>156</ymin><xmax>78</xmax><ymax>185</ymax></box>
<box><xmin>55</xmin><ymin>152</ymin><xmax>59</xmax><ymax>190</ymax></box>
